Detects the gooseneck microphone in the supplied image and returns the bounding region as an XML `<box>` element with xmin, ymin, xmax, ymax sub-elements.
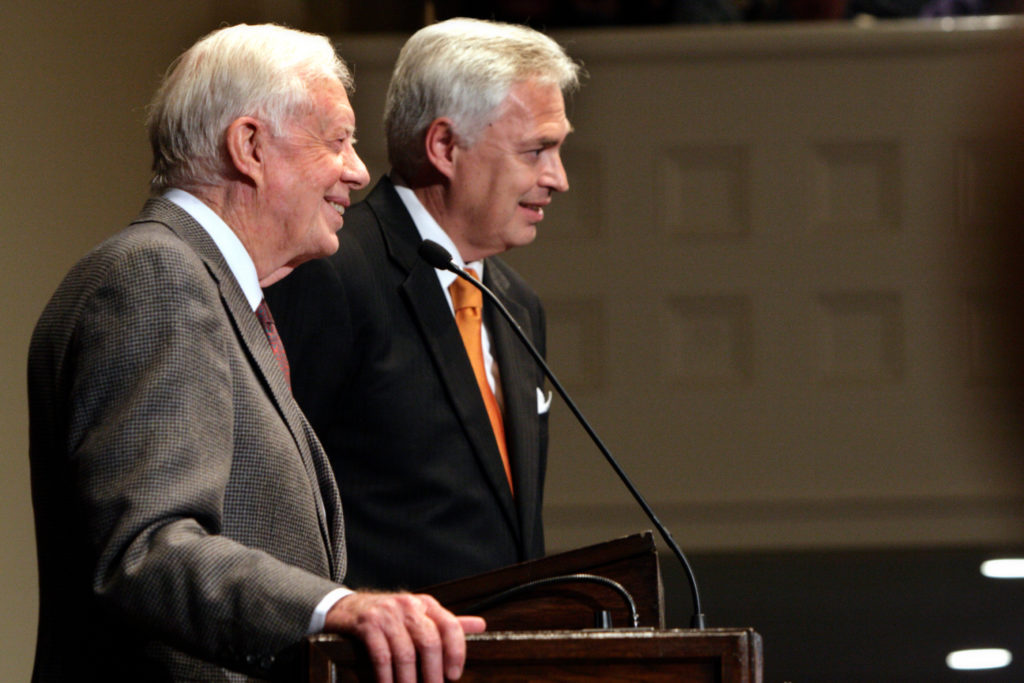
<box><xmin>418</xmin><ymin>239</ymin><xmax>707</xmax><ymax>630</ymax></box>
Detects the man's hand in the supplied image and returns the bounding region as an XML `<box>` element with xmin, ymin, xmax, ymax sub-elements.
<box><xmin>324</xmin><ymin>591</ymin><xmax>486</xmax><ymax>683</ymax></box>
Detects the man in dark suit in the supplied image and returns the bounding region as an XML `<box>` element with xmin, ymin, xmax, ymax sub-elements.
<box><xmin>27</xmin><ymin>24</ymin><xmax>482</xmax><ymax>682</ymax></box>
<box><xmin>266</xmin><ymin>18</ymin><xmax>581</xmax><ymax>590</ymax></box>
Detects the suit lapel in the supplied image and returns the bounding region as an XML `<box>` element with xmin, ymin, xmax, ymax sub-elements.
<box><xmin>135</xmin><ymin>198</ymin><xmax>343</xmax><ymax>579</ymax></box>
<box><xmin>483</xmin><ymin>263</ymin><xmax>543</xmax><ymax>555</ymax></box>
<box><xmin>367</xmin><ymin>181</ymin><xmax>522</xmax><ymax>542</ymax></box>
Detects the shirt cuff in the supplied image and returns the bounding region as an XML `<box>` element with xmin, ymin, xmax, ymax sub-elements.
<box><xmin>307</xmin><ymin>586</ymin><xmax>355</xmax><ymax>635</ymax></box>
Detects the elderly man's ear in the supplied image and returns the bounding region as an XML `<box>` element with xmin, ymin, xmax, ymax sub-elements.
<box><xmin>225</xmin><ymin>117</ymin><xmax>267</xmax><ymax>185</ymax></box>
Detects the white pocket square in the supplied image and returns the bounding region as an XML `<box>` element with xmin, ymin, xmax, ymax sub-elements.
<box><xmin>537</xmin><ymin>387</ymin><xmax>552</xmax><ymax>414</ymax></box>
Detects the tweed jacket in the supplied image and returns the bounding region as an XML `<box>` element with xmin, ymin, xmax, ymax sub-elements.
<box><xmin>266</xmin><ymin>177</ymin><xmax>549</xmax><ymax>591</ymax></box>
<box><xmin>27</xmin><ymin>198</ymin><xmax>346</xmax><ymax>681</ymax></box>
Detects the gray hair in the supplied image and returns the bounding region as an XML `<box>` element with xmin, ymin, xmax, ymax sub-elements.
<box><xmin>147</xmin><ymin>23</ymin><xmax>353</xmax><ymax>193</ymax></box>
<box><xmin>384</xmin><ymin>18</ymin><xmax>582</xmax><ymax>180</ymax></box>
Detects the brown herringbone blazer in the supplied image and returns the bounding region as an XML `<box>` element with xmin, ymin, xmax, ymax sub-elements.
<box><xmin>28</xmin><ymin>198</ymin><xmax>346</xmax><ymax>681</ymax></box>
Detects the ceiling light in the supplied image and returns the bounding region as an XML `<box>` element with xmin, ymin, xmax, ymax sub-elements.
<box><xmin>980</xmin><ymin>558</ymin><xmax>1024</xmax><ymax>579</ymax></box>
<box><xmin>946</xmin><ymin>648</ymin><xmax>1012</xmax><ymax>671</ymax></box>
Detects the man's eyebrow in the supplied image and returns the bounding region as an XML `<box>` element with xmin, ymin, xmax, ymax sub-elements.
<box><xmin>328</xmin><ymin>124</ymin><xmax>357</xmax><ymax>140</ymax></box>
<box><xmin>535</xmin><ymin>123</ymin><xmax>575</xmax><ymax>146</ymax></box>
<box><xmin>534</xmin><ymin>134</ymin><xmax>569</xmax><ymax>148</ymax></box>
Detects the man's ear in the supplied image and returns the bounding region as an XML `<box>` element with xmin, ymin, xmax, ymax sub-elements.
<box><xmin>423</xmin><ymin>117</ymin><xmax>459</xmax><ymax>180</ymax></box>
<box><xmin>225</xmin><ymin>116</ymin><xmax>265</xmax><ymax>185</ymax></box>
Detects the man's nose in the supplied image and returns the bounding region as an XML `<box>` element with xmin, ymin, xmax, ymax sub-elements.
<box><xmin>344</xmin><ymin>149</ymin><xmax>371</xmax><ymax>190</ymax></box>
<box><xmin>544</xmin><ymin>152</ymin><xmax>569</xmax><ymax>193</ymax></box>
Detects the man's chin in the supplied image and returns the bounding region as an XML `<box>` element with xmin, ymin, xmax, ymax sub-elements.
<box><xmin>259</xmin><ymin>265</ymin><xmax>295</xmax><ymax>287</ymax></box>
<box><xmin>313</xmin><ymin>231</ymin><xmax>341</xmax><ymax>258</ymax></box>
<box><xmin>512</xmin><ymin>225</ymin><xmax>539</xmax><ymax>248</ymax></box>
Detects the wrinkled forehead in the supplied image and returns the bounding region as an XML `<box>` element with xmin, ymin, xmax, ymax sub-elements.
<box><xmin>491</xmin><ymin>80</ymin><xmax>571</xmax><ymax>134</ymax></box>
<box><xmin>285</xmin><ymin>78</ymin><xmax>357</xmax><ymax>133</ymax></box>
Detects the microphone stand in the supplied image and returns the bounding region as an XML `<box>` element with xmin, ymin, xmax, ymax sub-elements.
<box><xmin>420</xmin><ymin>240</ymin><xmax>707</xmax><ymax>629</ymax></box>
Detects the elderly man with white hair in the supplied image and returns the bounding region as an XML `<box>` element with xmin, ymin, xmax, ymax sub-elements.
<box><xmin>28</xmin><ymin>23</ymin><xmax>483</xmax><ymax>683</ymax></box>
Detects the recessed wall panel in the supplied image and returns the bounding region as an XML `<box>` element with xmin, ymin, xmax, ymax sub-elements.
<box><xmin>657</xmin><ymin>144</ymin><xmax>752</xmax><ymax>238</ymax></box>
<box><xmin>663</xmin><ymin>295</ymin><xmax>753</xmax><ymax>384</ymax></box>
<box><xmin>811</xmin><ymin>141</ymin><xmax>901</xmax><ymax>233</ymax></box>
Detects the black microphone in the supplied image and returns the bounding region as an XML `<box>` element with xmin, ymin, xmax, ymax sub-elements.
<box><xmin>418</xmin><ymin>238</ymin><xmax>707</xmax><ymax>629</ymax></box>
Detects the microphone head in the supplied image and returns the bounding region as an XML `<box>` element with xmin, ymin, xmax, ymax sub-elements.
<box><xmin>418</xmin><ymin>239</ymin><xmax>455</xmax><ymax>271</ymax></box>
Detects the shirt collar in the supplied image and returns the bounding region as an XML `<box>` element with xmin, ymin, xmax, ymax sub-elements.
<box><xmin>391</xmin><ymin>179</ymin><xmax>484</xmax><ymax>289</ymax></box>
<box><xmin>163</xmin><ymin>188</ymin><xmax>264</xmax><ymax>312</ymax></box>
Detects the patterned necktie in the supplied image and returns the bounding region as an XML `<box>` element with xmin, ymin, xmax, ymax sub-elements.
<box><xmin>255</xmin><ymin>298</ymin><xmax>291</xmax><ymax>390</ymax></box>
<box><xmin>449</xmin><ymin>269</ymin><xmax>513</xmax><ymax>493</ymax></box>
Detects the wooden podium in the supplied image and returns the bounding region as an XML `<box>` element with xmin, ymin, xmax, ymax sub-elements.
<box><xmin>303</xmin><ymin>533</ymin><xmax>763</xmax><ymax>682</ymax></box>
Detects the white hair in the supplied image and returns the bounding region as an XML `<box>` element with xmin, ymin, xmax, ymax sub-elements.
<box><xmin>147</xmin><ymin>23</ymin><xmax>353</xmax><ymax>192</ymax></box>
<box><xmin>384</xmin><ymin>18</ymin><xmax>582</xmax><ymax>180</ymax></box>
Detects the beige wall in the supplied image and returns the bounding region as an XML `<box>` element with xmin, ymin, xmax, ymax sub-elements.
<box><xmin>329</xmin><ymin>20</ymin><xmax>1024</xmax><ymax>555</ymax></box>
<box><xmin>4</xmin><ymin>5</ymin><xmax>1024</xmax><ymax>680</ymax></box>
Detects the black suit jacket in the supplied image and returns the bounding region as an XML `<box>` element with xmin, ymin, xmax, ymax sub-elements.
<box><xmin>267</xmin><ymin>177</ymin><xmax>549</xmax><ymax>589</ymax></box>
<box><xmin>28</xmin><ymin>199</ymin><xmax>346</xmax><ymax>681</ymax></box>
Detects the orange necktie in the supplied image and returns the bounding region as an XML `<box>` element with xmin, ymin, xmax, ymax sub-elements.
<box><xmin>449</xmin><ymin>269</ymin><xmax>513</xmax><ymax>493</ymax></box>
